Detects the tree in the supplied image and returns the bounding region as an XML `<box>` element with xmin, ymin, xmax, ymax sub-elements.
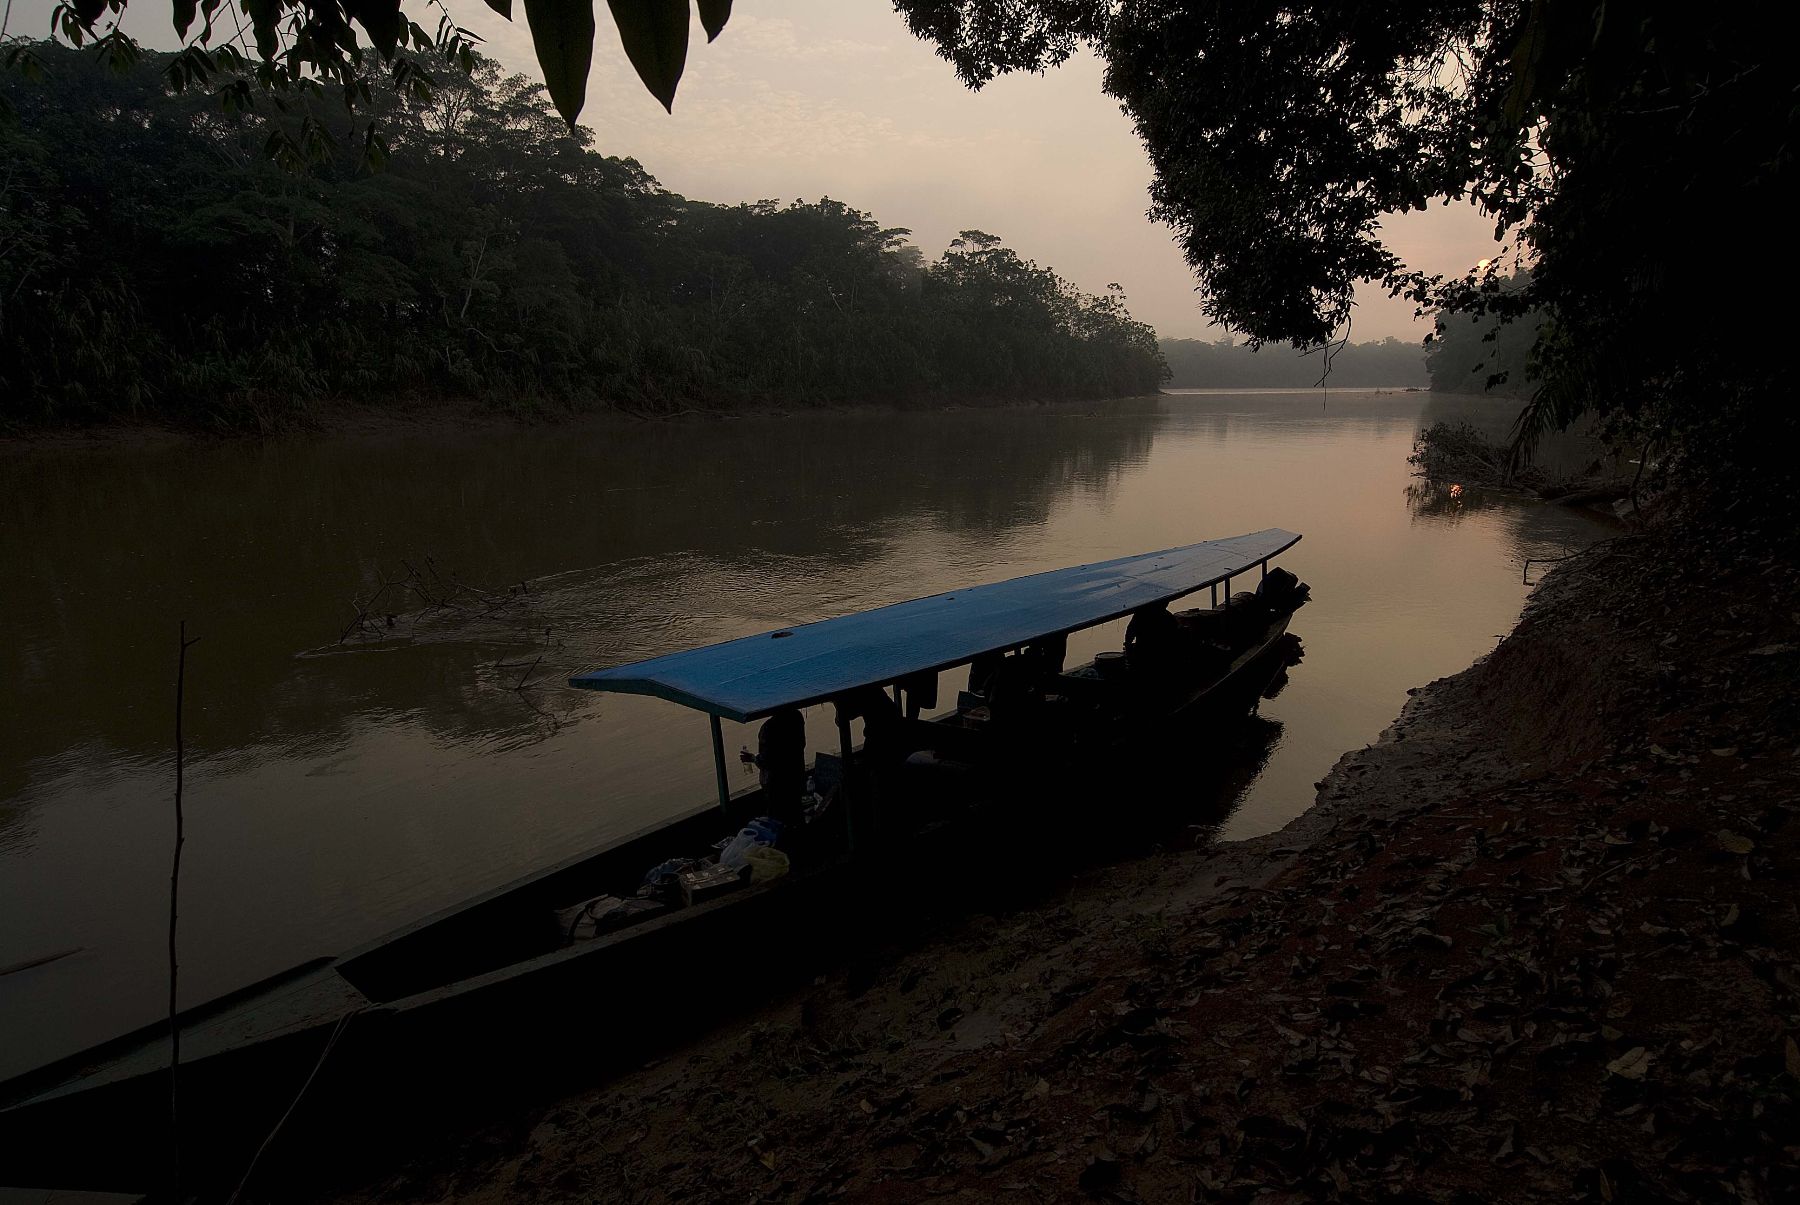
<box><xmin>12</xmin><ymin>1</ymin><xmax>1792</xmax><ymax>493</ymax></box>
<box><xmin>1160</xmin><ymin>336</ymin><xmax>1427</xmax><ymax>390</ymax></box>
<box><xmin>0</xmin><ymin>43</ymin><xmax>1167</xmax><ymax>426</ymax></box>
<box><xmin>892</xmin><ymin>2</ymin><xmax>1800</xmax><ymax>491</ymax></box>
<box><xmin>1424</xmin><ymin>271</ymin><xmax>1539</xmax><ymax>398</ymax></box>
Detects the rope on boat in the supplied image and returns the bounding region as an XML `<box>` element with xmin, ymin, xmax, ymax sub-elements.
<box><xmin>225</xmin><ymin>1007</ymin><xmax>361</xmax><ymax>1205</ymax></box>
<box><xmin>0</xmin><ymin>946</ymin><xmax>83</xmax><ymax>978</ymax></box>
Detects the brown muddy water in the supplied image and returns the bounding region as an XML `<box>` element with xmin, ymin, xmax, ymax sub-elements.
<box><xmin>0</xmin><ymin>390</ymin><xmax>1610</xmax><ymax>1079</ymax></box>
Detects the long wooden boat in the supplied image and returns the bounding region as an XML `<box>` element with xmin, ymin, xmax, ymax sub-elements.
<box><xmin>0</xmin><ymin>530</ymin><xmax>1306</xmax><ymax>1194</ymax></box>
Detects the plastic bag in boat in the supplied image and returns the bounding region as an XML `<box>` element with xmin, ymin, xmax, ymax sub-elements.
<box><xmin>743</xmin><ymin>844</ymin><xmax>790</xmax><ymax>884</ymax></box>
<box><xmin>717</xmin><ymin>816</ymin><xmax>783</xmax><ymax>870</ymax></box>
<box><xmin>638</xmin><ymin>856</ymin><xmax>699</xmax><ymax>902</ymax></box>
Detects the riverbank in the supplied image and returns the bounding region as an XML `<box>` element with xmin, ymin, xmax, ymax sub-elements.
<box><xmin>0</xmin><ymin>392</ymin><xmax>1170</xmax><ymax>448</ymax></box>
<box><xmin>290</xmin><ymin>515</ymin><xmax>1796</xmax><ymax>1203</ymax></box>
<box><xmin>1409</xmin><ymin>418</ymin><xmax>1635</xmax><ymax>518</ymax></box>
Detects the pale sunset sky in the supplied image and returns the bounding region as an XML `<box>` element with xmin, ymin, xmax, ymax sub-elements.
<box><xmin>13</xmin><ymin>0</ymin><xmax>1502</xmax><ymax>342</ymax></box>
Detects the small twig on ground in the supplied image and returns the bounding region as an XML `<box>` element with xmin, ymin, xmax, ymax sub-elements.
<box><xmin>1578</xmin><ymin>852</ymin><xmax>1657</xmax><ymax>898</ymax></box>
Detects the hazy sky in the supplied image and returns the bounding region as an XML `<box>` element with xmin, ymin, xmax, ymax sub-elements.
<box><xmin>18</xmin><ymin>0</ymin><xmax>1501</xmax><ymax>342</ymax></box>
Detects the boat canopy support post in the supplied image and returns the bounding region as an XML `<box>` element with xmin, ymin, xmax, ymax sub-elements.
<box><xmin>836</xmin><ymin>709</ymin><xmax>859</xmax><ymax>856</ymax></box>
<box><xmin>709</xmin><ymin>714</ymin><xmax>731</xmax><ymax>815</ymax></box>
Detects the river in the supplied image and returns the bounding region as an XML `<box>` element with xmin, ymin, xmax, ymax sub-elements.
<box><xmin>0</xmin><ymin>389</ymin><xmax>1609</xmax><ymax>1079</ymax></box>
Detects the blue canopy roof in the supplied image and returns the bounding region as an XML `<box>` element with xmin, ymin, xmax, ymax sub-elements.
<box><xmin>569</xmin><ymin>528</ymin><xmax>1300</xmax><ymax>721</ymax></box>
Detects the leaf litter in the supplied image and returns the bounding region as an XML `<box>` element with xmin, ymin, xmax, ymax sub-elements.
<box><xmin>314</xmin><ymin>520</ymin><xmax>1800</xmax><ymax>1204</ymax></box>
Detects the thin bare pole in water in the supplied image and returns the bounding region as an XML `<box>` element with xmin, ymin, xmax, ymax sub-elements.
<box><xmin>170</xmin><ymin>620</ymin><xmax>199</xmax><ymax>1193</ymax></box>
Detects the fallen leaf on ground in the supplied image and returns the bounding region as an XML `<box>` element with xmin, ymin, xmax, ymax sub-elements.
<box><xmin>1607</xmin><ymin>1047</ymin><xmax>1652</xmax><ymax>1079</ymax></box>
<box><xmin>1715</xmin><ymin>830</ymin><xmax>1756</xmax><ymax>855</ymax></box>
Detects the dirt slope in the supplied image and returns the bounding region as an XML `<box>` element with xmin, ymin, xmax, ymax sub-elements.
<box><xmin>300</xmin><ymin>520</ymin><xmax>1800</xmax><ymax>1205</ymax></box>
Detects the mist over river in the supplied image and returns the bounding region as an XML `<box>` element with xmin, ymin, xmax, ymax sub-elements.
<box><xmin>0</xmin><ymin>390</ymin><xmax>1609</xmax><ymax>1078</ymax></box>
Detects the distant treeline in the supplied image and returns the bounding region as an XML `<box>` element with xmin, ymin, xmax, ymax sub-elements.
<box><xmin>1161</xmin><ymin>305</ymin><xmax>1547</xmax><ymax>397</ymax></box>
<box><xmin>0</xmin><ymin>48</ymin><xmax>1165</xmax><ymax>430</ymax></box>
<box><xmin>1158</xmin><ymin>337</ymin><xmax>1427</xmax><ymax>389</ymax></box>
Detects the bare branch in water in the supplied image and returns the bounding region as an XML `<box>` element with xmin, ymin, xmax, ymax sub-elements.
<box><xmin>169</xmin><ymin>620</ymin><xmax>200</xmax><ymax>1196</ymax></box>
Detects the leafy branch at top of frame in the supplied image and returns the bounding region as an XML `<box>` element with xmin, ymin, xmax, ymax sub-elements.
<box><xmin>31</xmin><ymin>0</ymin><xmax>733</xmax><ymax>137</ymax></box>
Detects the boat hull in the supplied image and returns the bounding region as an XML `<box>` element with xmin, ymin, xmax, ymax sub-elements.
<box><xmin>0</xmin><ymin>612</ymin><xmax>1301</xmax><ymax>1193</ymax></box>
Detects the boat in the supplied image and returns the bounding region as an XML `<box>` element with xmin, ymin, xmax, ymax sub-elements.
<box><xmin>0</xmin><ymin>529</ymin><xmax>1307</xmax><ymax>1194</ymax></box>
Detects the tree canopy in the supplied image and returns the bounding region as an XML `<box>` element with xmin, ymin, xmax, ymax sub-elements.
<box><xmin>894</xmin><ymin>2</ymin><xmax>1798</xmax><ymax>491</ymax></box>
<box><xmin>0</xmin><ymin>44</ymin><xmax>1166</xmax><ymax>428</ymax></box>
<box><xmin>7</xmin><ymin>1</ymin><xmax>1794</xmax><ymax>492</ymax></box>
<box><xmin>1424</xmin><ymin>271</ymin><xmax>1539</xmax><ymax>399</ymax></box>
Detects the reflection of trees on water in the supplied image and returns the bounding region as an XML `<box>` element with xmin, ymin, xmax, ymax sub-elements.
<box><xmin>1415</xmin><ymin>390</ymin><xmax>1529</xmax><ymax>443</ymax></box>
<box><xmin>1404</xmin><ymin>480</ymin><xmax>1508</xmax><ymax>523</ymax></box>
<box><xmin>1502</xmin><ymin>499</ymin><xmax>1617</xmax><ymax>565</ymax></box>
<box><xmin>1404</xmin><ymin>477</ymin><xmax>1613</xmax><ymax>577</ymax></box>
<box><xmin>1407</xmin><ymin>394</ymin><xmax>1618</xmax><ymax>568</ymax></box>
<box><xmin>1416</xmin><ymin>391</ymin><xmax>1615</xmax><ymax>480</ymax></box>
<box><xmin>0</xmin><ymin>403</ymin><xmax>1165</xmax><ymax>815</ymax></box>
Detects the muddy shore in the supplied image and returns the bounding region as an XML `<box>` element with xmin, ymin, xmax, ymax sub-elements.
<box><xmin>289</xmin><ymin>517</ymin><xmax>1798</xmax><ymax>1205</ymax></box>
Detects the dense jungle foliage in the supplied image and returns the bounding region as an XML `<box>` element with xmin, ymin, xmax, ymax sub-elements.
<box><xmin>1426</xmin><ymin>309</ymin><xmax>1540</xmax><ymax>399</ymax></box>
<box><xmin>1160</xmin><ymin>336</ymin><xmax>1425</xmax><ymax>390</ymax></box>
<box><xmin>0</xmin><ymin>46</ymin><xmax>1166</xmax><ymax>429</ymax></box>
<box><xmin>898</xmin><ymin>2</ymin><xmax>1798</xmax><ymax>501</ymax></box>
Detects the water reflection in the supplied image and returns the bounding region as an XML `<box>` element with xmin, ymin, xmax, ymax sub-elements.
<box><xmin>0</xmin><ymin>390</ymin><xmax>1609</xmax><ymax>1078</ymax></box>
<box><xmin>0</xmin><ymin>407</ymin><xmax>1163</xmax><ymax>806</ymax></box>
<box><xmin>1405</xmin><ymin>479</ymin><xmax>1498</xmax><ymax>521</ymax></box>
